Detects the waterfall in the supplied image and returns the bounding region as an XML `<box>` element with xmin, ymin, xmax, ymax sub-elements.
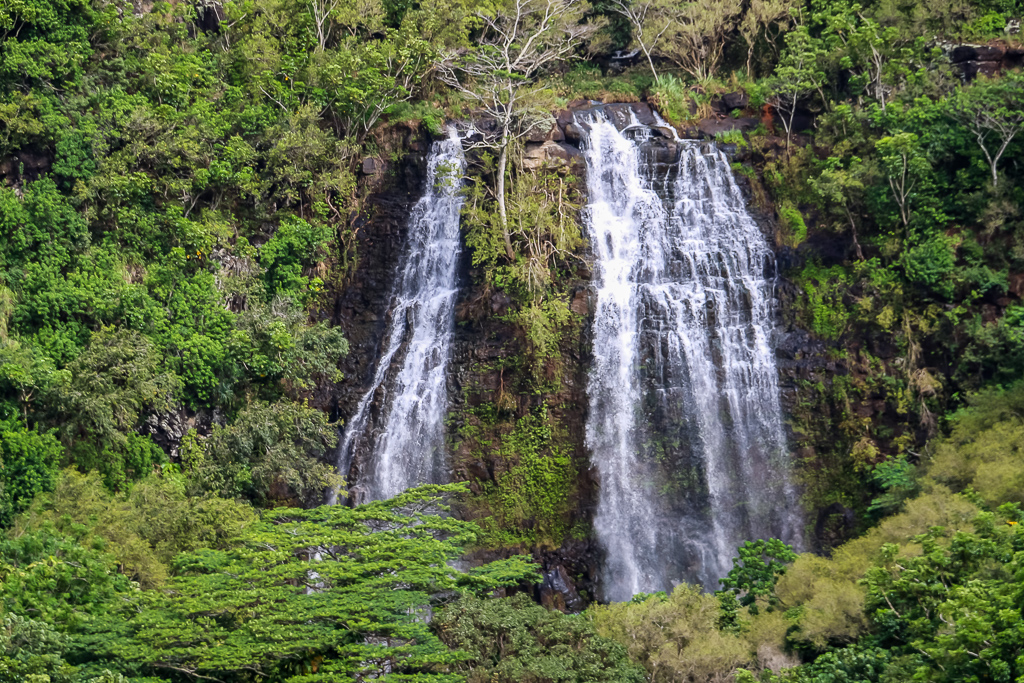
<box><xmin>332</xmin><ymin>129</ymin><xmax>466</xmax><ymax>504</ymax></box>
<box><xmin>579</xmin><ymin>110</ymin><xmax>801</xmax><ymax>601</ymax></box>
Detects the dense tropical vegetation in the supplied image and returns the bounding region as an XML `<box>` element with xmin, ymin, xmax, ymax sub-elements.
<box><xmin>2</xmin><ymin>0</ymin><xmax>1024</xmax><ymax>677</ymax></box>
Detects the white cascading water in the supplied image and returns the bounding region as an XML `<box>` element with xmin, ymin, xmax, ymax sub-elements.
<box><xmin>580</xmin><ymin>110</ymin><xmax>801</xmax><ymax>601</ymax></box>
<box><xmin>332</xmin><ymin>129</ymin><xmax>466</xmax><ymax>504</ymax></box>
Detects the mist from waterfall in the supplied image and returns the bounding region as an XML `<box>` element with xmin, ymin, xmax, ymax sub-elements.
<box><xmin>579</xmin><ymin>110</ymin><xmax>801</xmax><ymax>602</ymax></box>
<box><xmin>332</xmin><ymin>129</ymin><xmax>466</xmax><ymax>504</ymax></box>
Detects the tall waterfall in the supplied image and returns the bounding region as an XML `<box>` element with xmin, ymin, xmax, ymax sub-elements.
<box><xmin>333</xmin><ymin>129</ymin><xmax>465</xmax><ymax>504</ymax></box>
<box><xmin>580</xmin><ymin>110</ymin><xmax>801</xmax><ymax>601</ymax></box>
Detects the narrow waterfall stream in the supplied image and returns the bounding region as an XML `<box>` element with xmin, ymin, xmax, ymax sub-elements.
<box><xmin>333</xmin><ymin>129</ymin><xmax>466</xmax><ymax>504</ymax></box>
<box><xmin>580</xmin><ymin>110</ymin><xmax>801</xmax><ymax>601</ymax></box>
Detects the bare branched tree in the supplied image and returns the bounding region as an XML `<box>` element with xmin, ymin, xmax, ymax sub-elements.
<box><xmin>950</xmin><ymin>73</ymin><xmax>1024</xmax><ymax>189</ymax></box>
<box><xmin>663</xmin><ymin>0</ymin><xmax>742</xmax><ymax>84</ymax></box>
<box><xmin>736</xmin><ymin>0</ymin><xmax>796</xmax><ymax>78</ymax></box>
<box><xmin>611</xmin><ymin>0</ymin><xmax>741</xmax><ymax>85</ymax></box>
<box><xmin>437</xmin><ymin>0</ymin><xmax>599</xmax><ymax>259</ymax></box>
<box><xmin>610</xmin><ymin>0</ymin><xmax>673</xmax><ymax>84</ymax></box>
<box><xmin>307</xmin><ymin>0</ymin><xmax>385</xmax><ymax>52</ymax></box>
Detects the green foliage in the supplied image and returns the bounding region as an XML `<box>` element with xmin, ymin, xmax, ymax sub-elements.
<box><xmin>196</xmin><ymin>399</ymin><xmax>342</xmax><ymax>506</ymax></box>
<box><xmin>900</xmin><ymin>233</ymin><xmax>957</xmax><ymax>299</ymax></box>
<box><xmin>480</xmin><ymin>405</ymin><xmax>579</xmax><ymax>547</ymax></box>
<box><xmin>0</xmin><ymin>418</ymin><xmax>62</xmax><ymax>526</ymax></box>
<box><xmin>15</xmin><ymin>469</ymin><xmax>257</xmax><ymax>588</ymax></box>
<box><xmin>928</xmin><ymin>379</ymin><xmax>1024</xmax><ymax>507</ymax></box>
<box><xmin>557</xmin><ymin>63</ymin><xmax>647</xmax><ymax>102</ymax></box>
<box><xmin>795</xmin><ymin>264</ymin><xmax>850</xmax><ymax>340</ymax></box>
<box><xmin>778</xmin><ymin>202</ymin><xmax>808</xmax><ymax>247</ymax></box>
<box><xmin>961</xmin><ymin>11</ymin><xmax>1009</xmax><ymax>39</ymax></box>
<box><xmin>386</xmin><ymin>100</ymin><xmax>447</xmax><ymax>135</ymax></box>
<box><xmin>434</xmin><ymin>593</ymin><xmax>645</xmax><ymax>683</ymax></box>
<box><xmin>0</xmin><ymin>528</ymin><xmax>135</xmax><ymax>631</ymax></box>
<box><xmin>949</xmin><ymin>72</ymin><xmax>1024</xmax><ymax>188</ymax></box>
<box><xmin>719</xmin><ymin>539</ymin><xmax>797</xmax><ymax>613</ymax></box>
<box><xmin>740</xmin><ymin>645</ymin><xmax>893</xmax><ymax>683</ymax></box>
<box><xmin>79</xmin><ymin>484</ymin><xmax>539</xmax><ymax>682</ymax></box>
<box><xmin>52</xmin><ymin>329</ymin><xmax>177</xmax><ymax>490</ymax></box>
<box><xmin>259</xmin><ymin>217</ymin><xmax>331</xmax><ymax>300</ymax></box>
<box><xmin>866</xmin><ymin>457</ymin><xmax>919</xmax><ymax>516</ymax></box>
<box><xmin>859</xmin><ymin>504</ymin><xmax>1024</xmax><ymax>682</ymax></box>
<box><xmin>0</xmin><ymin>613</ymin><xmax>77</xmax><ymax>683</ymax></box>
<box><xmin>234</xmin><ymin>296</ymin><xmax>349</xmax><ymax>400</ymax></box>
<box><xmin>589</xmin><ymin>583</ymin><xmax>794</xmax><ymax>682</ymax></box>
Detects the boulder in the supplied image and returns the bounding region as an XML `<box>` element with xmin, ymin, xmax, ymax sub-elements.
<box><xmin>721</xmin><ymin>91</ymin><xmax>750</xmax><ymax>111</ymax></box>
<box><xmin>652</xmin><ymin>125</ymin><xmax>678</xmax><ymax>140</ymax></box>
<box><xmin>537</xmin><ymin>565</ymin><xmax>585</xmax><ymax>613</ymax></box>
<box><xmin>951</xmin><ymin>44</ymin><xmax>1006</xmax><ymax>63</ymax></box>
<box><xmin>361</xmin><ymin>157</ymin><xmax>384</xmax><ymax>175</ymax></box>
<box><xmin>1010</xmin><ymin>273</ymin><xmax>1024</xmax><ymax>298</ymax></box>
<box><xmin>603</xmin><ymin>102</ymin><xmax>657</xmax><ymax>127</ymax></box>
<box><xmin>523</xmin><ymin>113</ymin><xmax>557</xmax><ymax>142</ymax></box>
<box><xmin>523</xmin><ymin>141</ymin><xmax>584</xmax><ymax>170</ymax></box>
<box><xmin>696</xmin><ymin>116</ymin><xmax>759</xmax><ymax>138</ymax></box>
<box><xmin>570</xmin><ymin>289</ymin><xmax>590</xmax><ymax>316</ymax></box>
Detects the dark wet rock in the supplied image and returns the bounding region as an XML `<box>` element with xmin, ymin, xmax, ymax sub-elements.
<box><xmin>563</xmin><ymin>121</ymin><xmax>584</xmax><ymax>144</ymax></box>
<box><xmin>538</xmin><ymin>565</ymin><xmax>585</xmax><ymax>612</ymax></box>
<box><xmin>948</xmin><ymin>42</ymin><xmax>1024</xmax><ymax>80</ymax></box>
<box><xmin>696</xmin><ymin>116</ymin><xmax>759</xmax><ymax>138</ymax></box>
<box><xmin>362</xmin><ymin>157</ymin><xmax>386</xmax><ymax>175</ymax></box>
<box><xmin>815</xmin><ymin>503</ymin><xmax>857</xmax><ymax>553</ymax></box>
<box><xmin>721</xmin><ymin>91</ymin><xmax>749</xmax><ymax>111</ymax></box>
<box><xmin>194</xmin><ymin>0</ymin><xmax>225</xmax><ymax>31</ymax></box>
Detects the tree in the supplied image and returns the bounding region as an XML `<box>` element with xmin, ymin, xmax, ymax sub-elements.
<box><xmin>50</xmin><ymin>329</ymin><xmax>178</xmax><ymax>489</ymax></box>
<box><xmin>875</xmin><ymin>132</ymin><xmax>930</xmax><ymax>233</ymax></box>
<box><xmin>765</xmin><ymin>26</ymin><xmax>825</xmax><ymax>153</ymax></box>
<box><xmin>613</xmin><ymin>0</ymin><xmax>745</xmax><ymax>85</ymax></box>
<box><xmin>737</xmin><ymin>0</ymin><xmax>796</xmax><ymax>78</ymax></box>
<box><xmin>609</xmin><ymin>0</ymin><xmax>674</xmax><ymax>84</ymax></box>
<box><xmin>0</xmin><ymin>337</ymin><xmax>59</xmax><ymax>424</ymax></box>
<box><xmin>14</xmin><ymin>469</ymin><xmax>257</xmax><ymax>588</ymax></box>
<box><xmin>808</xmin><ymin>154</ymin><xmax>869</xmax><ymax>260</ymax></box>
<box><xmin>437</xmin><ymin>0</ymin><xmax>599</xmax><ymax>259</ymax></box>
<box><xmin>305</xmin><ymin>0</ymin><xmax>385</xmax><ymax>52</ymax></box>
<box><xmin>0</xmin><ymin>613</ymin><xmax>77</xmax><ymax>683</ymax></box>
<box><xmin>659</xmin><ymin>0</ymin><xmax>743</xmax><ymax>84</ymax></box>
<box><xmin>233</xmin><ymin>296</ymin><xmax>349</xmax><ymax>400</ymax></box>
<box><xmin>435</xmin><ymin>593</ymin><xmax>645</xmax><ymax>682</ymax></box>
<box><xmin>950</xmin><ymin>73</ymin><xmax>1024</xmax><ymax>189</ymax></box>
<box><xmin>589</xmin><ymin>583</ymin><xmax>793</xmax><ymax>683</ymax></box>
<box><xmin>82</xmin><ymin>485</ymin><xmax>539</xmax><ymax>682</ymax></box>
<box><xmin>311</xmin><ymin>28</ymin><xmax>435</xmax><ymax>141</ymax></box>
<box><xmin>0</xmin><ymin>418</ymin><xmax>62</xmax><ymax>526</ymax></box>
<box><xmin>862</xmin><ymin>505</ymin><xmax>1024</xmax><ymax>682</ymax></box>
<box><xmin>196</xmin><ymin>399</ymin><xmax>342</xmax><ymax>506</ymax></box>
<box><xmin>718</xmin><ymin>539</ymin><xmax>797</xmax><ymax>613</ymax></box>
<box><xmin>0</xmin><ymin>529</ymin><xmax>136</xmax><ymax>631</ymax></box>
<box><xmin>52</xmin><ymin>329</ymin><xmax>178</xmax><ymax>451</ymax></box>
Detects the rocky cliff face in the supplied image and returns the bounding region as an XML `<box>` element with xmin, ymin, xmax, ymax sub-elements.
<box><xmin>328</xmin><ymin>102</ymin><xmax>847</xmax><ymax>607</ymax></box>
<box><xmin>321</xmin><ymin>126</ymin><xmax>430</xmax><ymax>447</ymax></box>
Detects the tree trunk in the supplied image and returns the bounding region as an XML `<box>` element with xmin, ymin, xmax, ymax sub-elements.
<box><xmin>641</xmin><ymin>43</ymin><xmax>659</xmax><ymax>85</ymax></box>
<box><xmin>846</xmin><ymin>210</ymin><xmax>864</xmax><ymax>261</ymax></box>
<box><xmin>497</xmin><ymin>124</ymin><xmax>514</xmax><ymax>260</ymax></box>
